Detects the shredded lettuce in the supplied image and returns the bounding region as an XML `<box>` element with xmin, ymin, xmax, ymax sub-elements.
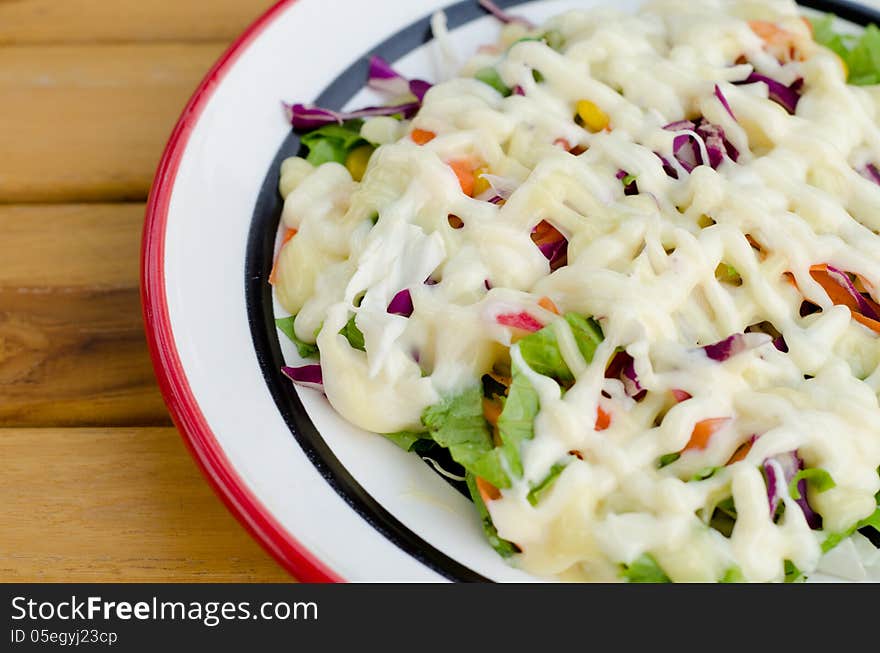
<box><xmin>339</xmin><ymin>315</ymin><xmax>366</xmax><ymax>351</ymax></box>
<box><xmin>496</xmin><ymin>363</ymin><xmax>540</xmax><ymax>479</ymax></box>
<box><xmin>518</xmin><ymin>313</ymin><xmax>603</xmax><ymax>384</ymax></box>
<box><xmin>822</xmin><ymin>506</ymin><xmax>880</xmax><ymax>553</ymax></box>
<box><xmin>527</xmin><ymin>462</ymin><xmax>567</xmax><ymax>506</ymax></box>
<box><xmin>474</xmin><ymin>67</ymin><xmax>512</xmax><ymax>96</ymax></box>
<box><xmin>465</xmin><ymin>473</ymin><xmax>518</xmax><ymax>558</ymax></box>
<box><xmin>620</xmin><ymin>554</ymin><xmax>671</xmax><ymax>583</ymax></box>
<box><xmin>784</xmin><ymin>559</ymin><xmax>805</xmax><ymax>583</ymax></box>
<box><xmin>422</xmin><ymin>385</ymin><xmax>510</xmax><ymax>489</ymax></box>
<box><xmin>788</xmin><ymin>468</ymin><xmax>836</xmax><ymax>500</ymax></box>
<box><xmin>811</xmin><ymin>16</ymin><xmax>880</xmax><ymax>85</ymax></box>
<box><xmin>691</xmin><ymin>466</ymin><xmax>723</xmax><ymax>482</ymax></box>
<box><xmin>299</xmin><ymin>120</ymin><xmax>366</xmax><ymax>166</ymax></box>
<box><xmin>275</xmin><ymin>316</ymin><xmax>319</xmax><ymax>358</ymax></box>
<box><xmin>382</xmin><ymin>431</ymin><xmax>426</xmax><ymax>452</ymax></box>
<box><xmin>719</xmin><ymin>566</ymin><xmax>745</xmax><ymax>583</ymax></box>
<box><xmin>658</xmin><ymin>452</ymin><xmax>680</xmax><ymax>468</ymax></box>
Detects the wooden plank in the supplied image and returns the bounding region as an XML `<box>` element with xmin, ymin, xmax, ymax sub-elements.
<box><xmin>0</xmin><ymin>0</ymin><xmax>278</xmax><ymax>44</ymax></box>
<box><xmin>0</xmin><ymin>204</ymin><xmax>171</xmax><ymax>427</ymax></box>
<box><xmin>0</xmin><ymin>427</ymin><xmax>293</xmax><ymax>582</ymax></box>
<box><xmin>0</xmin><ymin>44</ymin><xmax>226</xmax><ymax>203</ymax></box>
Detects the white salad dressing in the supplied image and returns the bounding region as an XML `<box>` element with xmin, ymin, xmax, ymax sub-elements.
<box><xmin>274</xmin><ymin>0</ymin><xmax>880</xmax><ymax>582</ymax></box>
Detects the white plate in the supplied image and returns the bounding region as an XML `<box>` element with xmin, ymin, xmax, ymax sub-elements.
<box><xmin>142</xmin><ymin>0</ymin><xmax>880</xmax><ymax>582</ymax></box>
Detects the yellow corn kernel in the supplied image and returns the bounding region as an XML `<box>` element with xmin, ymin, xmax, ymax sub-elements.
<box><xmin>345</xmin><ymin>145</ymin><xmax>374</xmax><ymax>182</ymax></box>
<box><xmin>473</xmin><ymin>166</ymin><xmax>492</xmax><ymax>196</ymax></box>
<box><xmin>576</xmin><ymin>99</ymin><xmax>609</xmax><ymax>132</ymax></box>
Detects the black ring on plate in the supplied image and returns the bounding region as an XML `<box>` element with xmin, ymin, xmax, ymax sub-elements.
<box><xmin>245</xmin><ymin>0</ymin><xmax>880</xmax><ymax>583</ymax></box>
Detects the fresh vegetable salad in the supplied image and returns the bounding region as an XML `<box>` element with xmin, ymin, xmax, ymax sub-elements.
<box><xmin>271</xmin><ymin>0</ymin><xmax>880</xmax><ymax>582</ymax></box>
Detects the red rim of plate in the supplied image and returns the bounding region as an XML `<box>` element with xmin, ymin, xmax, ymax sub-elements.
<box><xmin>140</xmin><ymin>0</ymin><xmax>343</xmax><ymax>583</ymax></box>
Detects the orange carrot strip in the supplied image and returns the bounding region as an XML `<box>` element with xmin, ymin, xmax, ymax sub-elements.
<box><xmin>482</xmin><ymin>397</ymin><xmax>503</xmax><ymax>427</ymax></box>
<box><xmin>683</xmin><ymin>418</ymin><xmax>730</xmax><ymax>452</ymax></box>
<box><xmin>853</xmin><ymin>312</ymin><xmax>880</xmax><ymax>334</ymax></box>
<box><xmin>268</xmin><ymin>229</ymin><xmax>298</xmax><ymax>285</ymax></box>
<box><xmin>727</xmin><ymin>439</ymin><xmax>754</xmax><ymax>465</ymax></box>
<box><xmin>595</xmin><ymin>406</ymin><xmax>611</xmax><ymax>432</ymax></box>
<box><xmin>448</xmin><ymin>159</ymin><xmax>476</xmax><ymax>196</ymax></box>
<box><xmin>411</xmin><ymin>129</ymin><xmax>436</xmax><ymax>145</ymax></box>
<box><xmin>538</xmin><ymin>296</ymin><xmax>560</xmax><ymax>315</ymax></box>
<box><xmin>749</xmin><ymin>20</ymin><xmax>787</xmax><ymax>41</ymax></box>
<box><xmin>476</xmin><ymin>477</ymin><xmax>501</xmax><ymax>503</ymax></box>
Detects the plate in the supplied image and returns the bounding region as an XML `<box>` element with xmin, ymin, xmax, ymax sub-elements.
<box><xmin>142</xmin><ymin>0</ymin><xmax>880</xmax><ymax>582</ymax></box>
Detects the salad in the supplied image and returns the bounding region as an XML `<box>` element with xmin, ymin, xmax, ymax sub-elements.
<box><xmin>270</xmin><ymin>0</ymin><xmax>880</xmax><ymax>582</ymax></box>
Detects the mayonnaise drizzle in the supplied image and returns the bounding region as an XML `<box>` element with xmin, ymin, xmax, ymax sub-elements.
<box><xmin>275</xmin><ymin>0</ymin><xmax>880</xmax><ymax>581</ymax></box>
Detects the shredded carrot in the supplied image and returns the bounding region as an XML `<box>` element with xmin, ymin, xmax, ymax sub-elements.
<box><xmin>489</xmin><ymin>371</ymin><xmax>512</xmax><ymax>389</ymax></box>
<box><xmin>683</xmin><ymin>418</ymin><xmax>730</xmax><ymax>452</ymax></box>
<box><xmin>800</xmin><ymin>16</ymin><xmax>814</xmax><ymax>36</ymax></box>
<box><xmin>853</xmin><ymin>312</ymin><xmax>880</xmax><ymax>334</ymax></box>
<box><xmin>482</xmin><ymin>397</ymin><xmax>503</xmax><ymax>427</ymax></box>
<box><xmin>411</xmin><ymin>129</ymin><xmax>436</xmax><ymax>145</ymax></box>
<box><xmin>595</xmin><ymin>406</ymin><xmax>611</xmax><ymax>432</ymax></box>
<box><xmin>748</xmin><ymin>19</ymin><xmax>803</xmax><ymax>62</ymax></box>
<box><xmin>268</xmin><ymin>229</ymin><xmax>298</xmax><ymax>285</ymax></box>
<box><xmin>476</xmin><ymin>477</ymin><xmax>501</xmax><ymax>503</ymax></box>
<box><xmin>727</xmin><ymin>439</ymin><xmax>754</xmax><ymax>465</ymax></box>
<box><xmin>282</xmin><ymin>228</ymin><xmax>298</xmax><ymax>245</ymax></box>
<box><xmin>448</xmin><ymin>159</ymin><xmax>476</xmax><ymax>196</ymax></box>
<box><xmin>538</xmin><ymin>296</ymin><xmax>560</xmax><ymax>315</ymax></box>
<box><xmin>809</xmin><ymin>264</ymin><xmax>880</xmax><ymax>333</ymax></box>
<box><xmin>749</xmin><ymin>20</ymin><xmax>786</xmax><ymax>41</ymax></box>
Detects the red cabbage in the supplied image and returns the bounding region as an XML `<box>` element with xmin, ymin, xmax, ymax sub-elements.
<box><xmin>368</xmin><ymin>55</ymin><xmax>432</xmax><ymax>102</ymax></box>
<box><xmin>823</xmin><ymin>265</ymin><xmax>880</xmax><ymax>321</ymax></box>
<box><xmin>664</xmin><ymin>118</ymin><xmax>738</xmax><ymax>174</ymax></box>
<box><xmin>388</xmin><ymin>289</ymin><xmax>414</xmax><ymax>317</ymax></box>
<box><xmin>735</xmin><ymin>73</ymin><xmax>803</xmax><ymax>115</ymax></box>
<box><xmin>512</xmin><ymin>85</ymin><xmax>526</xmax><ymax>96</ymax></box>
<box><xmin>654</xmin><ymin>152</ymin><xmax>679</xmax><ymax>179</ymax></box>
<box><xmin>763</xmin><ymin>452</ymin><xmax>821</xmax><ymax>529</ymax></box>
<box><xmin>861</xmin><ymin>163</ymin><xmax>880</xmax><ymax>185</ymax></box>
<box><xmin>532</xmin><ymin>220</ymin><xmax>568</xmax><ymax>271</ymax></box>
<box><xmin>285</xmin><ymin>102</ymin><xmax>420</xmax><ymax>130</ymax></box>
<box><xmin>478</xmin><ymin>0</ymin><xmax>534</xmax><ymax>27</ymax></box>
<box><xmin>282</xmin><ymin>364</ymin><xmax>324</xmax><ymax>393</ymax></box>
<box><xmin>701</xmin><ymin>333</ymin><xmax>771</xmax><ymax>361</ymax></box>
<box><xmin>714</xmin><ymin>84</ymin><xmax>736</xmax><ymax>120</ymax></box>
<box><xmin>616</xmin><ymin>169</ymin><xmax>638</xmax><ymax>195</ymax></box>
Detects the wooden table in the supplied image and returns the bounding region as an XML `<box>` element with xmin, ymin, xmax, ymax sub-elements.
<box><xmin>0</xmin><ymin>0</ymin><xmax>292</xmax><ymax>582</ymax></box>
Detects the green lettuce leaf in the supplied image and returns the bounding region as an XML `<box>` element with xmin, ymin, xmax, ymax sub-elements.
<box><xmin>496</xmin><ymin>363</ymin><xmax>540</xmax><ymax>479</ymax></box>
<box><xmin>474</xmin><ymin>67</ymin><xmax>512</xmax><ymax>97</ymax></box>
<box><xmin>788</xmin><ymin>468</ymin><xmax>836</xmax><ymax>500</ymax></box>
<box><xmin>823</xmin><ymin>506</ymin><xmax>880</xmax><ymax>553</ymax></box>
<box><xmin>811</xmin><ymin>16</ymin><xmax>880</xmax><ymax>86</ymax></box>
<box><xmin>275</xmin><ymin>316</ymin><xmax>319</xmax><ymax>359</ymax></box>
<box><xmin>784</xmin><ymin>560</ymin><xmax>805</xmax><ymax>583</ymax></box>
<box><xmin>300</xmin><ymin>120</ymin><xmax>365</xmax><ymax>166</ymax></box>
<box><xmin>339</xmin><ymin>315</ymin><xmax>366</xmax><ymax>351</ymax></box>
<box><xmin>527</xmin><ymin>462</ymin><xmax>567</xmax><ymax>506</ymax></box>
<box><xmin>465</xmin><ymin>473</ymin><xmax>518</xmax><ymax>558</ymax></box>
<box><xmin>382</xmin><ymin>431</ymin><xmax>426</xmax><ymax>452</ymax></box>
<box><xmin>620</xmin><ymin>554</ymin><xmax>671</xmax><ymax>583</ymax></box>
<box><xmin>518</xmin><ymin>313</ymin><xmax>603</xmax><ymax>384</ymax></box>
<box><xmin>720</xmin><ymin>566</ymin><xmax>745</xmax><ymax>583</ymax></box>
<box><xmin>422</xmin><ymin>385</ymin><xmax>509</xmax><ymax>489</ymax></box>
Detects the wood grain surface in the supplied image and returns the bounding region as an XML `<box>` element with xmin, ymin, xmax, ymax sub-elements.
<box><xmin>0</xmin><ymin>1</ymin><xmax>294</xmax><ymax>582</ymax></box>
